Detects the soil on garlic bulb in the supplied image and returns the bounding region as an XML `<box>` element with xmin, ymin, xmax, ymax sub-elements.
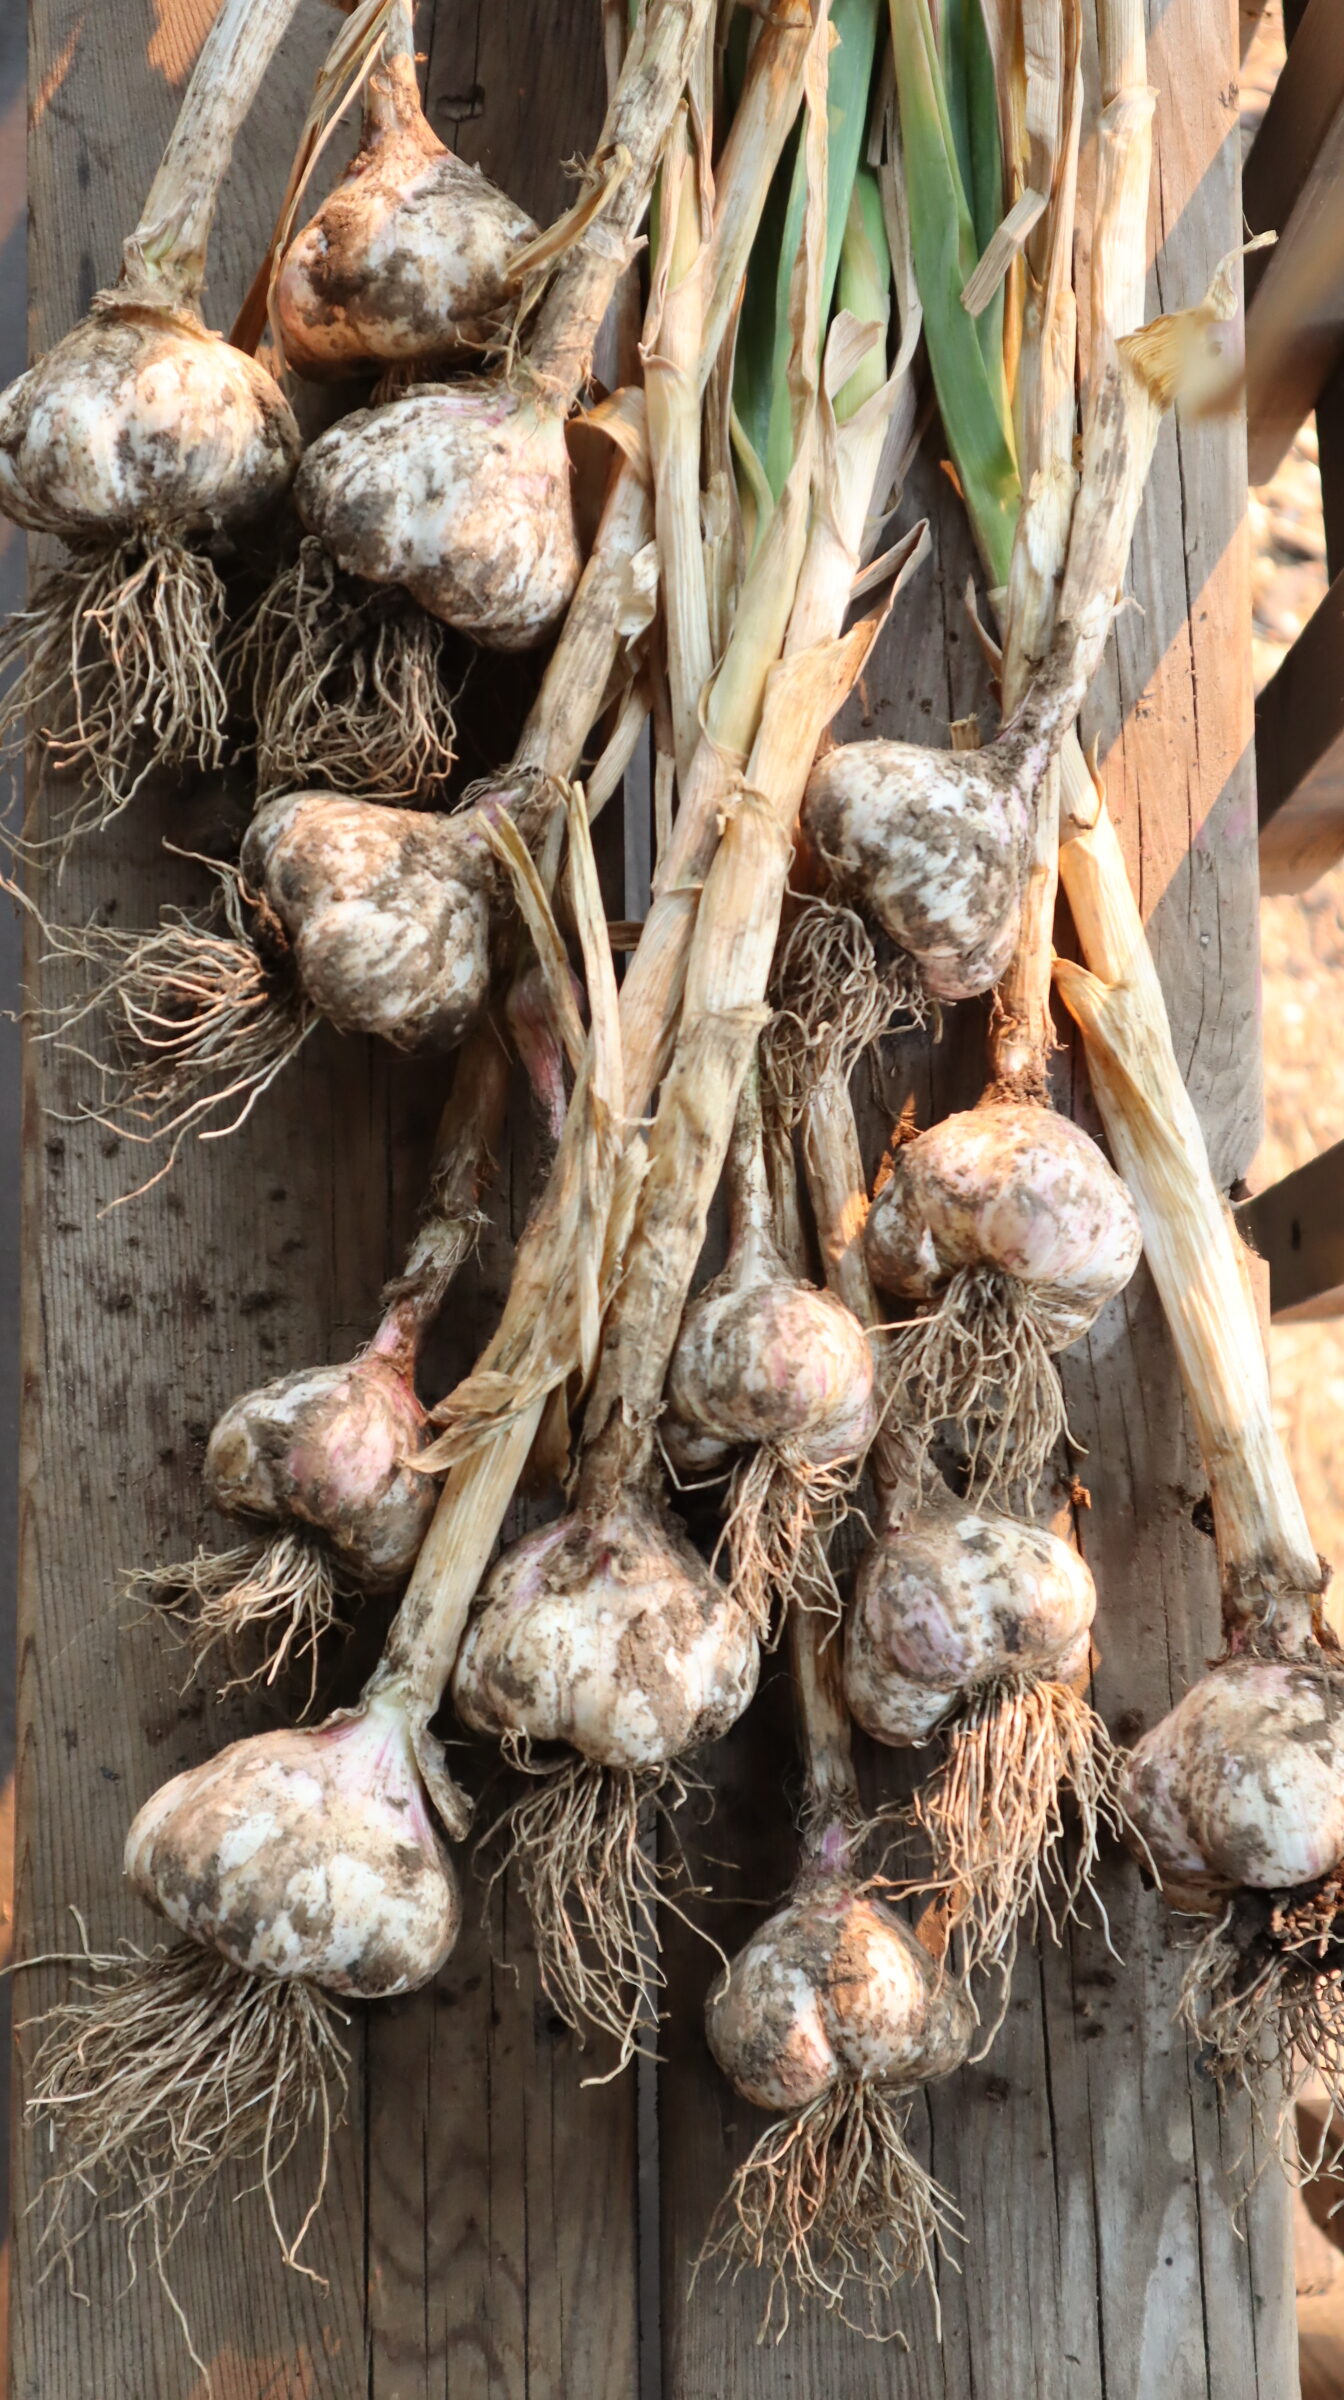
<box><xmin>867</xmin><ymin>1101</ymin><xmax>1142</xmax><ymax>1498</ymax></box>
<box><xmin>454</xmin><ymin>1491</ymin><xmax>760</xmax><ymax>2060</ymax></box>
<box><xmin>701</xmin><ymin>1856</ymin><xmax>973</xmax><ymax>2339</ymax></box>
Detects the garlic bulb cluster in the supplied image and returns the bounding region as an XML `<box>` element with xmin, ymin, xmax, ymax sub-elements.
<box><xmin>1121</xmin><ymin>1657</ymin><xmax>1344</xmax><ymax>1909</ymax></box>
<box><xmin>125</xmin><ymin>1690</ymin><xmax>461</xmax><ymax>1997</ymax></box>
<box><xmin>867</xmin><ymin>1101</ymin><xmax>1142</xmax><ymax>1349</ymax></box>
<box><xmin>205</xmin><ymin>1346</ymin><xmax>435</xmax><ymax>1592</ymax></box>
<box><xmin>845</xmin><ymin>1498</ymin><xmax>1096</xmax><ymax>1746</ymax></box>
<box><xmin>453</xmin><ymin>1495</ymin><xmax>759</xmax><ymax>1769</ymax></box>
<box><xmin>295</xmin><ymin>385</ymin><xmax>578</xmax><ymax>651</ymax></box>
<box><xmin>276</xmin><ymin>27</ymin><xmax>535</xmax><ymax>380</ymax></box>
<box><xmin>0</xmin><ymin>305</ymin><xmax>300</xmax><ymax>544</ymax></box>
<box><xmin>241</xmin><ymin>791</ymin><xmax>498</xmax><ymax>1050</ymax></box>
<box><xmin>708</xmin><ymin>1866</ymin><xmax>974</xmax><ymax>2114</ymax></box>
<box><xmin>802</xmin><ymin>738</ymin><xmax>1026</xmax><ymax>1001</ymax></box>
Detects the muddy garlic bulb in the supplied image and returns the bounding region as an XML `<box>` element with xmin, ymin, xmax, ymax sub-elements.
<box><xmin>667</xmin><ymin>1267</ymin><xmax>875</xmax><ymax>1471</ymax></box>
<box><xmin>803</xmin><ymin>740</ymin><xmax>1026</xmax><ymax>1001</ymax></box>
<box><xmin>0</xmin><ymin>0</ymin><xmax>310</xmax><ymax>827</ymax></box>
<box><xmin>453</xmin><ymin>1490</ymin><xmax>759</xmax><ymax>2058</ymax></box>
<box><xmin>845</xmin><ymin>1498</ymin><xmax>1095</xmax><ymax>1745</ymax></box>
<box><xmin>454</xmin><ymin>1495</ymin><xmax>758</xmax><ymax>1771</ymax></box>
<box><xmin>126</xmin><ymin>1691</ymin><xmax>461</xmax><ymax>1997</ymax></box>
<box><xmin>276</xmin><ymin>7</ymin><xmax>535</xmax><ymax>380</ymax></box>
<box><xmin>206</xmin><ymin>1347</ymin><xmax>435</xmax><ymax>1592</ymax></box>
<box><xmin>241</xmin><ymin>791</ymin><xmax>499</xmax><ymax>1050</ymax></box>
<box><xmin>703</xmin><ymin>1841</ymin><xmax>973</xmax><ymax>2336</ymax></box>
<box><xmin>295</xmin><ymin>384</ymin><xmax>578</xmax><ymax>651</ymax></box>
<box><xmin>1122</xmin><ymin>1657</ymin><xmax>1344</xmax><ymax>1910</ymax></box>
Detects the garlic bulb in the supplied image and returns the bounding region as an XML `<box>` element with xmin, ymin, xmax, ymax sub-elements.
<box><xmin>845</xmin><ymin>1498</ymin><xmax>1095</xmax><ymax>1746</ymax></box>
<box><xmin>276</xmin><ymin>11</ymin><xmax>535</xmax><ymax>379</ymax></box>
<box><xmin>453</xmin><ymin>1495</ymin><xmax>759</xmax><ymax>1770</ymax></box>
<box><xmin>205</xmin><ymin>1347</ymin><xmax>435</xmax><ymax>1592</ymax></box>
<box><xmin>1121</xmin><ymin>1656</ymin><xmax>1344</xmax><ymax>1907</ymax></box>
<box><xmin>240</xmin><ymin>791</ymin><xmax>497</xmax><ymax>1050</ymax></box>
<box><xmin>708</xmin><ymin>1869</ymin><xmax>974</xmax><ymax>2114</ymax></box>
<box><xmin>0</xmin><ymin>306</ymin><xmax>299</xmax><ymax>542</ymax></box>
<box><xmin>295</xmin><ymin>384</ymin><xmax>579</xmax><ymax>651</ymax></box>
<box><xmin>803</xmin><ymin>739</ymin><xmax>1025</xmax><ymax>1000</ymax></box>
<box><xmin>866</xmin><ymin>1101</ymin><xmax>1142</xmax><ymax>1349</ymax></box>
<box><xmin>668</xmin><ymin>1268</ymin><xmax>876</xmax><ymax>1466</ymax></box>
<box><xmin>125</xmin><ymin>1691</ymin><xmax>461</xmax><ymax>1997</ymax></box>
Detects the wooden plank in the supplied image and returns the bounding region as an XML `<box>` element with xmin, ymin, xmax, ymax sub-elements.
<box><xmin>1243</xmin><ymin>0</ymin><xmax>1344</xmax><ymax>483</ymax></box>
<box><xmin>1236</xmin><ymin>1141</ymin><xmax>1344</xmax><ymax>1321</ymax></box>
<box><xmin>9</xmin><ymin>7</ymin><xmax>638</xmax><ymax>2400</ymax></box>
<box><xmin>1256</xmin><ymin>565</ymin><xmax>1344</xmax><ymax>892</ymax></box>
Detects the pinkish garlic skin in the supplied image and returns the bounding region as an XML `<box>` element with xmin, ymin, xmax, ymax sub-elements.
<box><xmin>802</xmin><ymin>743</ymin><xmax>1025</xmax><ymax>1001</ymax></box>
<box><xmin>0</xmin><ymin>303</ymin><xmax>300</xmax><ymax>539</ymax></box>
<box><xmin>845</xmin><ymin>1501</ymin><xmax>1096</xmax><ymax>1746</ymax></box>
<box><xmin>124</xmin><ymin>1690</ymin><xmax>460</xmax><ymax>1997</ymax></box>
<box><xmin>667</xmin><ymin>1276</ymin><xmax>876</xmax><ymax>1465</ymax></box>
<box><xmin>707</xmin><ymin>1872</ymin><xmax>974</xmax><ymax>2114</ymax></box>
<box><xmin>1121</xmin><ymin>1657</ymin><xmax>1344</xmax><ymax>1906</ymax></box>
<box><xmin>295</xmin><ymin>386</ymin><xmax>579</xmax><ymax>650</ymax></box>
<box><xmin>452</xmin><ymin>1497</ymin><xmax>760</xmax><ymax>1771</ymax></box>
<box><xmin>205</xmin><ymin>1352</ymin><xmax>435</xmax><ymax>1591</ymax></box>
<box><xmin>866</xmin><ymin>1102</ymin><xmax>1142</xmax><ymax>1347</ymax></box>
<box><xmin>241</xmin><ymin>793</ymin><xmax>493</xmax><ymax>1051</ymax></box>
<box><xmin>277</xmin><ymin>130</ymin><xmax>536</xmax><ymax>380</ymax></box>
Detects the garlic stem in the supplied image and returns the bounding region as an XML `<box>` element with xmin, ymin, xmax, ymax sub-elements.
<box><xmin>524</xmin><ymin>0</ymin><xmax>714</xmax><ymax>410</ymax></box>
<box><xmin>725</xmin><ymin>1061</ymin><xmax>777</xmax><ymax>1258</ymax></box>
<box><xmin>361</xmin><ymin>0</ymin><xmax>424</xmax><ymax>143</ymax></box>
<box><xmin>790</xmin><ymin>1602</ymin><xmax>861</xmax><ymax>1839</ymax></box>
<box><xmin>645</xmin><ymin>106</ymin><xmax>712</xmax><ymax>784</ymax></box>
<box><xmin>124</xmin><ymin>0</ymin><xmax>315</xmax><ymax>306</ymax></box>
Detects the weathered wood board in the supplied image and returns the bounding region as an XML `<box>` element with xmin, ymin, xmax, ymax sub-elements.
<box><xmin>9</xmin><ymin>2</ymin><xmax>1299</xmax><ymax>2397</ymax></box>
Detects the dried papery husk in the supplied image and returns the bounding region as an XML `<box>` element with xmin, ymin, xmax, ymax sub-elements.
<box><xmin>759</xmin><ymin>893</ymin><xmax>933</xmax><ymax>1131</ymax></box>
<box><xmin>846</xmin><ymin>1496</ymin><xmax>1128</xmax><ymax>1990</ymax></box>
<box><xmin>701</xmin><ymin>1859</ymin><xmax>972</xmax><ymax>2340</ymax></box>
<box><xmin>276</xmin><ymin>6</ymin><xmax>536</xmax><ymax>379</ymax></box>
<box><xmin>452</xmin><ymin>1491</ymin><xmax>759</xmax><ymax>2056</ymax></box>
<box><xmin>26</xmin><ymin>1686</ymin><xmax>461</xmax><ymax>2286</ymax></box>
<box><xmin>867</xmin><ymin>1101</ymin><xmax>1141</xmax><ymax>1498</ymax></box>
<box><xmin>243</xmin><ymin>536</ymin><xmax>460</xmax><ymax>802</ymax></box>
<box><xmin>0</xmin><ymin>0</ymin><xmax>312</xmax><ymax>826</ymax></box>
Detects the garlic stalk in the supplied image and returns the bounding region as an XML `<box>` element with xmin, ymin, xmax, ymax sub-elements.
<box><xmin>24</xmin><ymin>791</ymin><xmax>619</xmax><ymax>2280</ymax></box>
<box><xmin>0</xmin><ymin>0</ymin><xmax>319</xmax><ymax>831</ymax></box>
<box><xmin>701</xmin><ymin>1601</ymin><xmax>972</xmax><ymax>2340</ymax></box>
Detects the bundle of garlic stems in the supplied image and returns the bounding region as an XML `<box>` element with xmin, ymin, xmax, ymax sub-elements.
<box><xmin>701</xmin><ymin>1600</ymin><xmax>972</xmax><ymax>2338</ymax></box>
<box><xmin>791</xmin><ymin>1017</ymin><xmax>1125</xmax><ymax>1998</ymax></box>
<box><xmin>1044</xmin><ymin>0</ymin><xmax>1342</xmax><ymax>2182</ymax></box>
<box><xmin>24</xmin><ymin>781</ymin><xmax>617</xmax><ymax>2294</ymax></box>
<box><xmin>135</xmin><ymin>1014</ymin><xmax>511</xmax><ymax>1700</ymax></box>
<box><xmin>0</xmin><ymin>0</ymin><xmax>340</xmax><ymax>833</ymax></box>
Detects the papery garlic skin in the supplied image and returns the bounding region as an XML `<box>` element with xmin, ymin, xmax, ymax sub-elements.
<box><xmin>125</xmin><ymin>1693</ymin><xmax>460</xmax><ymax>1996</ymax></box>
<box><xmin>1121</xmin><ymin>1657</ymin><xmax>1344</xmax><ymax>1905</ymax></box>
<box><xmin>453</xmin><ymin>1498</ymin><xmax>760</xmax><ymax>1771</ymax></box>
<box><xmin>866</xmin><ymin>1103</ymin><xmax>1142</xmax><ymax>1347</ymax></box>
<box><xmin>0</xmin><ymin>305</ymin><xmax>300</xmax><ymax>539</ymax></box>
<box><xmin>296</xmin><ymin>386</ymin><xmax>578</xmax><ymax>650</ymax></box>
<box><xmin>707</xmin><ymin>1876</ymin><xmax>974</xmax><ymax>2114</ymax></box>
<box><xmin>845</xmin><ymin>1503</ymin><xmax>1096</xmax><ymax>1746</ymax></box>
<box><xmin>278</xmin><ymin>140</ymin><xmax>535</xmax><ymax>379</ymax></box>
<box><xmin>667</xmin><ymin>1277</ymin><xmax>876</xmax><ymax>1463</ymax></box>
<box><xmin>802</xmin><ymin>743</ymin><xmax>1025</xmax><ymax>1002</ymax></box>
<box><xmin>241</xmin><ymin>793</ymin><xmax>493</xmax><ymax>1051</ymax></box>
<box><xmin>206</xmin><ymin>1353</ymin><xmax>435</xmax><ymax>1591</ymax></box>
